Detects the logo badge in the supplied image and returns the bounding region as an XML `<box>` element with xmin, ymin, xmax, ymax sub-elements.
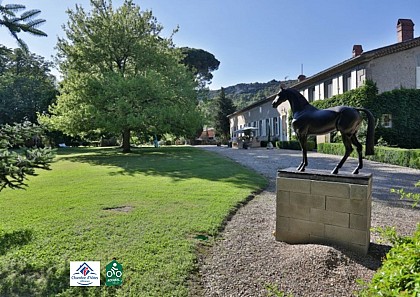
<box><xmin>70</xmin><ymin>261</ymin><xmax>100</xmax><ymax>286</ymax></box>
<box><xmin>106</xmin><ymin>259</ymin><xmax>123</xmax><ymax>286</ymax></box>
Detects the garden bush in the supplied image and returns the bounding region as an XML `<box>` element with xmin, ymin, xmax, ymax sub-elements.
<box><xmin>276</xmin><ymin>140</ymin><xmax>316</xmax><ymax>151</ymax></box>
<box><xmin>261</xmin><ymin>140</ymin><xmax>276</xmax><ymax>148</ymax></box>
<box><xmin>358</xmin><ymin>224</ymin><xmax>420</xmax><ymax>296</ymax></box>
<box><xmin>317</xmin><ymin>143</ymin><xmax>420</xmax><ymax>169</ymax></box>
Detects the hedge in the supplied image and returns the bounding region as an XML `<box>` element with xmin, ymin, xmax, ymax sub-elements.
<box><xmin>317</xmin><ymin>143</ymin><xmax>420</xmax><ymax>169</ymax></box>
<box><xmin>276</xmin><ymin>140</ymin><xmax>316</xmax><ymax>151</ymax></box>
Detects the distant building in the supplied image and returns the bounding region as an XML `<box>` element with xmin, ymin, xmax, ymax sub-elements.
<box><xmin>197</xmin><ymin>127</ymin><xmax>216</xmax><ymax>144</ymax></box>
<box><xmin>229</xmin><ymin>19</ymin><xmax>420</xmax><ymax>144</ymax></box>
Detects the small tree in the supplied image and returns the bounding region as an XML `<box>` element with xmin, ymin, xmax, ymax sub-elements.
<box><xmin>0</xmin><ymin>121</ymin><xmax>54</xmax><ymax>191</ymax></box>
<box><xmin>214</xmin><ymin>87</ymin><xmax>235</xmax><ymax>142</ymax></box>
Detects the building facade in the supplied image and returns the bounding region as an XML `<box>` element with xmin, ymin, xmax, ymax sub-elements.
<box><xmin>228</xmin><ymin>19</ymin><xmax>420</xmax><ymax>144</ymax></box>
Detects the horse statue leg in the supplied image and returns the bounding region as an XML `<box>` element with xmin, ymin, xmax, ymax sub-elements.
<box><xmin>331</xmin><ymin>133</ymin><xmax>353</xmax><ymax>174</ymax></box>
<box><xmin>351</xmin><ymin>134</ymin><xmax>363</xmax><ymax>174</ymax></box>
<box><xmin>297</xmin><ymin>134</ymin><xmax>308</xmax><ymax>172</ymax></box>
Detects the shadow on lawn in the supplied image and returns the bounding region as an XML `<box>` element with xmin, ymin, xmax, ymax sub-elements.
<box><xmin>0</xmin><ymin>229</ymin><xmax>33</xmax><ymax>256</ymax></box>
<box><xmin>0</xmin><ymin>260</ymin><xmax>119</xmax><ymax>296</ymax></box>
<box><xmin>0</xmin><ymin>262</ymin><xmax>69</xmax><ymax>296</ymax></box>
<box><xmin>58</xmin><ymin>146</ymin><xmax>267</xmax><ymax>190</ymax></box>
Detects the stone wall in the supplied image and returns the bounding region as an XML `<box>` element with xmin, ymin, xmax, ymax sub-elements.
<box><xmin>276</xmin><ymin>168</ymin><xmax>372</xmax><ymax>254</ymax></box>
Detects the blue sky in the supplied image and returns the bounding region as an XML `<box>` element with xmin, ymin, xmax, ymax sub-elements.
<box><xmin>1</xmin><ymin>0</ymin><xmax>419</xmax><ymax>90</ymax></box>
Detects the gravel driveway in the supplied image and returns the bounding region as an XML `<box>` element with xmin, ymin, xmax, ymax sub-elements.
<box><xmin>192</xmin><ymin>146</ymin><xmax>420</xmax><ymax>297</ymax></box>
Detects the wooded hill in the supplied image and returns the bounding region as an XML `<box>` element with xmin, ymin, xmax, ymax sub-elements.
<box><xmin>208</xmin><ymin>79</ymin><xmax>297</xmax><ymax>110</ymax></box>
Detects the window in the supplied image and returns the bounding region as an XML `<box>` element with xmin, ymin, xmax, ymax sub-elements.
<box><xmin>357</xmin><ymin>69</ymin><xmax>366</xmax><ymax>87</ymax></box>
<box><xmin>381</xmin><ymin>114</ymin><xmax>392</xmax><ymax>128</ymax></box>
<box><xmin>416</xmin><ymin>67</ymin><xmax>420</xmax><ymax>89</ymax></box>
<box><xmin>308</xmin><ymin>86</ymin><xmax>315</xmax><ymax>102</ymax></box>
<box><xmin>259</xmin><ymin>120</ymin><xmax>263</xmax><ymax>136</ymax></box>
<box><xmin>266</xmin><ymin>119</ymin><xmax>270</xmax><ymax>137</ymax></box>
<box><xmin>343</xmin><ymin>73</ymin><xmax>351</xmax><ymax>92</ymax></box>
<box><xmin>416</xmin><ymin>55</ymin><xmax>420</xmax><ymax>89</ymax></box>
<box><xmin>273</xmin><ymin>117</ymin><xmax>279</xmax><ymax>136</ymax></box>
<box><xmin>324</xmin><ymin>79</ymin><xmax>333</xmax><ymax>98</ymax></box>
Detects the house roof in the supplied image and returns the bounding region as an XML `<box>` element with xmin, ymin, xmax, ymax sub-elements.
<box><xmin>291</xmin><ymin>36</ymin><xmax>420</xmax><ymax>90</ymax></box>
<box><xmin>228</xmin><ymin>35</ymin><xmax>420</xmax><ymax>119</ymax></box>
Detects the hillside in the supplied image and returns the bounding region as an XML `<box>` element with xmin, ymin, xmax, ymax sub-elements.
<box><xmin>208</xmin><ymin>79</ymin><xmax>297</xmax><ymax>110</ymax></box>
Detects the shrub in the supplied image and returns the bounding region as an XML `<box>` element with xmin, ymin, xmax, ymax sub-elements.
<box><xmin>358</xmin><ymin>224</ymin><xmax>420</xmax><ymax>296</ymax></box>
<box><xmin>276</xmin><ymin>140</ymin><xmax>316</xmax><ymax>151</ymax></box>
<box><xmin>261</xmin><ymin>141</ymin><xmax>276</xmax><ymax>148</ymax></box>
<box><xmin>317</xmin><ymin>143</ymin><xmax>420</xmax><ymax>169</ymax></box>
<box><xmin>368</xmin><ymin>146</ymin><xmax>411</xmax><ymax>167</ymax></box>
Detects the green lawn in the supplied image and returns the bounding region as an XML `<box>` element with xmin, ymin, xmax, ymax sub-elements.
<box><xmin>0</xmin><ymin>146</ymin><xmax>267</xmax><ymax>296</ymax></box>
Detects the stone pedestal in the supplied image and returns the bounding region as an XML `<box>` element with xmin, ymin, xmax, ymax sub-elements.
<box><xmin>276</xmin><ymin>168</ymin><xmax>372</xmax><ymax>254</ymax></box>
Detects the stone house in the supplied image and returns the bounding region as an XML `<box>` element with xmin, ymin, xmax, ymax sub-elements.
<box><xmin>228</xmin><ymin>19</ymin><xmax>420</xmax><ymax>144</ymax></box>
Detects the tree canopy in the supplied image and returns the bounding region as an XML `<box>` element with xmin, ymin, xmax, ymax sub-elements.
<box><xmin>41</xmin><ymin>0</ymin><xmax>202</xmax><ymax>152</ymax></box>
<box><xmin>0</xmin><ymin>47</ymin><xmax>57</xmax><ymax>125</ymax></box>
<box><xmin>180</xmin><ymin>47</ymin><xmax>220</xmax><ymax>86</ymax></box>
<box><xmin>214</xmin><ymin>87</ymin><xmax>236</xmax><ymax>141</ymax></box>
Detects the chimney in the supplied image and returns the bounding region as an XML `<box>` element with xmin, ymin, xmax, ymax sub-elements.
<box><xmin>297</xmin><ymin>74</ymin><xmax>306</xmax><ymax>82</ymax></box>
<box><xmin>397</xmin><ymin>19</ymin><xmax>414</xmax><ymax>42</ymax></box>
<box><xmin>352</xmin><ymin>45</ymin><xmax>363</xmax><ymax>57</ymax></box>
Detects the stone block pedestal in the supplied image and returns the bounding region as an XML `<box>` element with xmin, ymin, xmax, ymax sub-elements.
<box><xmin>276</xmin><ymin>168</ymin><xmax>372</xmax><ymax>254</ymax></box>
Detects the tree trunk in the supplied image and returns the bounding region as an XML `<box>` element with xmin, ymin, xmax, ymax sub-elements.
<box><xmin>122</xmin><ymin>128</ymin><xmax>131</xmax><ymax>153</ymax></box>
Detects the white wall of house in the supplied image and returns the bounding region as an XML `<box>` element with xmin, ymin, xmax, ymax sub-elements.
<box><xmin>366</xmin><ymin>47</ymin><xmax>420</xmax><ymax>93</ymax></box>
<box><xmin>229</xmin><ymin>100</ymin><xmax>290</xmax><ymax>142</ymax></box>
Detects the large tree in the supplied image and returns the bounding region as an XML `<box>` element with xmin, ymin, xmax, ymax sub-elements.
<box><xmin>41</xmin><ymin>0</ymin><xmax>202</xmax><ymax>152</ymax></box>
<box><xmin>214</xmin><ymin>87</ymin><xmax>235</xmax><ymax>141</ymax></box>
<box><xmin>0</xmin><ymin>47</ymin><xmax>57</xmax><ymax>125</ymax></box>
<box><xmin>180</xmin><ymin>47</ymin><xmax>220</xmax><ymax>87</ymax></box>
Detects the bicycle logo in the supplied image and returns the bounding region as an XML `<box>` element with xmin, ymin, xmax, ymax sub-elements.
<box><xmin>105</xmin><ymin>259</ymin><xmax>123</xmax><ymax>286</ymax></box>
<box><xmin>106</xmin><ymin>264</ymin><xmax>122</xmax><ymax>278</ymax></box>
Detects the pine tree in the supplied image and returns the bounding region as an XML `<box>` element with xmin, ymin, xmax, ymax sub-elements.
<box><xmin>0</xmin><ymin>122</ymin><xmax>54</xmax><ymax>191</ymax></box>
<box><xmin>214</xmin><ymin>87</ymin><xmax>236</xmax><ymax>142</ymax></box>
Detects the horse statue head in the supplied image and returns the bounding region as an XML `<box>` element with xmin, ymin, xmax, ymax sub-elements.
<box><xmin>272</xmin><ymin>84</ymin><xmax>288</xmax><ymax>108</ymax></box>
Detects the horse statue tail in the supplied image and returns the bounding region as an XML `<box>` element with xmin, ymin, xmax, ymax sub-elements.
<box><xmin>357</xmin><ymin>108</ymin><xmax>375</xmax><ymax>156</ymax></box>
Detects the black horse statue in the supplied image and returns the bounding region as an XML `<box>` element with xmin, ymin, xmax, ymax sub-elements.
<box><xmin>272</xmin><ymin>86</ymin><xmax>375</xmax><ymax>174</ymax></box>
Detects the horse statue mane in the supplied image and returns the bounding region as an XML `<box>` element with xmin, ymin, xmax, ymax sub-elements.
<box><xmin>272</xmin><ymin>86</ymin><xmax>375</xmax><ymax>174</ymax></box>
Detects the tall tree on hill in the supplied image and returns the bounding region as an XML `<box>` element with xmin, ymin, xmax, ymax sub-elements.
<box><xmin>180</xmin><ymin>47</ymin><xmax>220</xmax><ymax>88</ymax></box>
<box><xmin>214</xmin><ymin>87</ymin><xmax>235</xmax><ymax>141</ymax></box>
<box><xmin>40</xmin><ymin>0</ymin><xmax>201</xmax><ymax>153</ymax></box>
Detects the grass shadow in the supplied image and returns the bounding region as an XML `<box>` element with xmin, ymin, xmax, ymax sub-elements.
<box><xmin>57</xmin><ymin>146</ymin><xmax>267</xmax><ymax>190</ymax></box>
<box><xmin>0</xmin><ymin>229</ymin><xmax>33</xmax><ymax>256</ymax></box>
<box><xmin>0</xmin><ymin>260</ymin><xmax>121</xmax><ymax>296</ymax></box>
